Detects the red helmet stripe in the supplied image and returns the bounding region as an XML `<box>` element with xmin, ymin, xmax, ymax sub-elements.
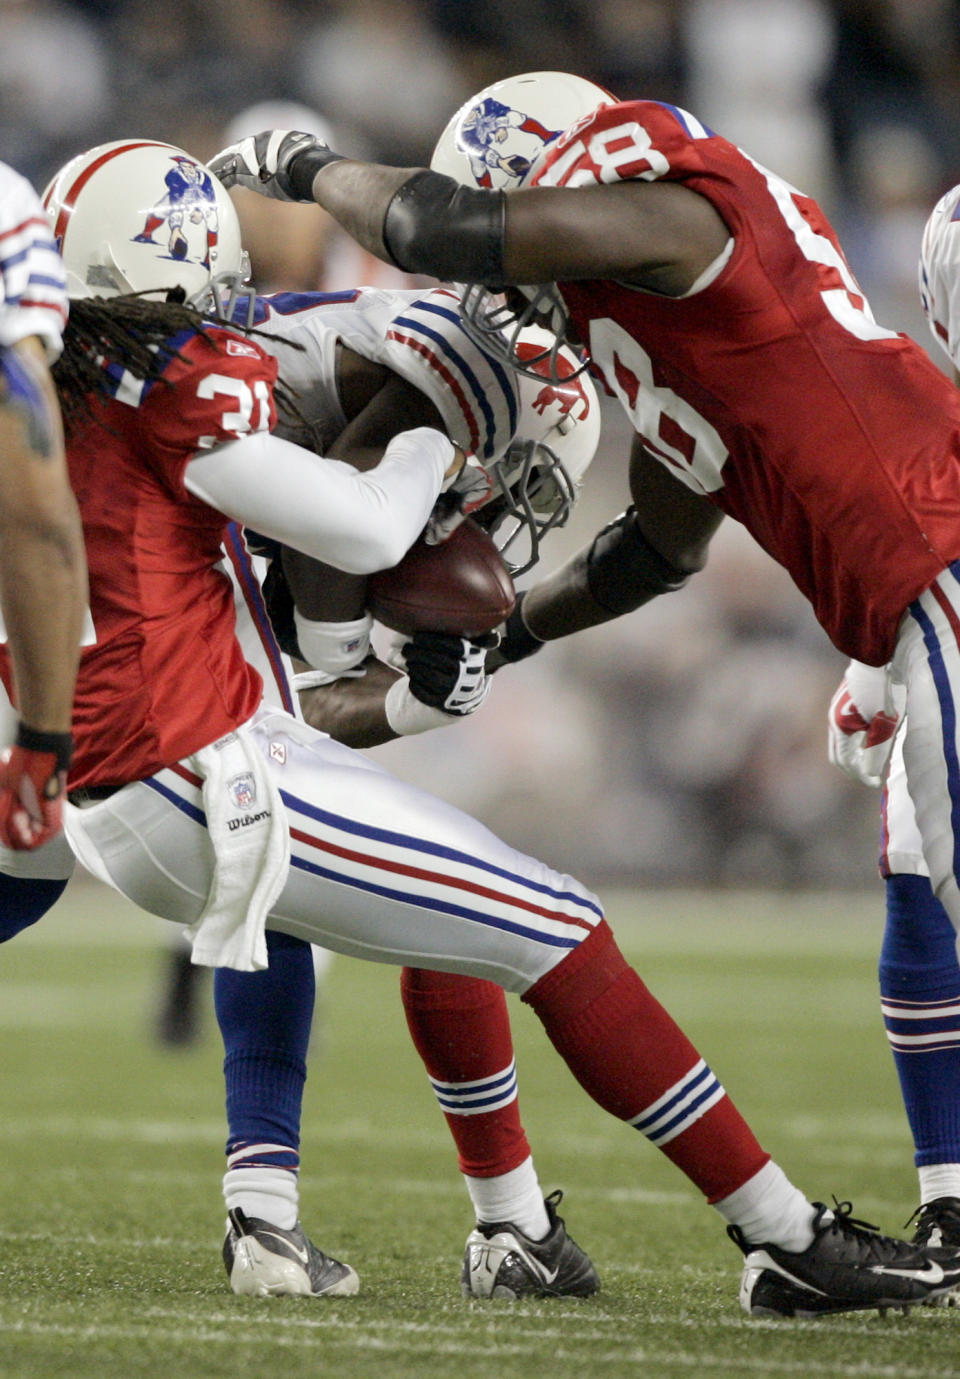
<box><xmin>46</xmin><ymin>141</ymin><xmax>170</xmax><ymax>246</ymax></box>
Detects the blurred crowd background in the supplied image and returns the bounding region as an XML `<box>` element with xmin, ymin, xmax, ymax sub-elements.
<box><xmin>9</xmin><ymin>0</ymin><xmax>960</xmax><ymax>892</ymax></box>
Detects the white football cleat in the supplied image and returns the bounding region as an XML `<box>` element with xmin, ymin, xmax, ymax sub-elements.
<box><xmin>223</xmin><ymin>1208</ymin><xmax>359</xmax><ymax>1297</ymax></box>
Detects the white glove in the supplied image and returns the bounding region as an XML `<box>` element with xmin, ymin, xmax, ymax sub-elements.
<box><xmin>208</xmin><ymin>130</ymin><xmax>344</xmax><ymax>202</ymax></box>
<box><xmin>383</xmin><ymin>631</ymin><xmax>495</xmax><ymax>735</ymax></box>
<box><xmin>827</xmin><ymin>660</ymin><xmax>903</xmax><ymax>788</ymax></box>
<box><xmin>425</xmin><ymin>457</ymin><xmax>494</xmax><ymax>545</ymax></box>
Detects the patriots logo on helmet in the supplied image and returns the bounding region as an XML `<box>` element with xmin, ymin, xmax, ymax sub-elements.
<box><xmin>131</xmin><ymin>154</ymin><xmax>221</xmax><ymax>270</ymax></box>
<box><xmin>457</xmin><ymin>97</ymin><xmax>560</xmax><ymax>189</ymax></box>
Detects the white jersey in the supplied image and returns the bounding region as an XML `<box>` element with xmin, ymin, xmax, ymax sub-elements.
<box><xmin>247</xmin><ymin>285</ymin><xmax>520</xmax><ymax>464</ymax></box>
<box><xmin>221</xmin><ymin>524</ymin><xmax>297</xmax><ymax>718</ymax></box>
<box><xmin>880</xmin><ymin>730</ymin><xmax>927</xmax><ymax>879</ymax></box>
<box><xmin>869</xmin><ymin>180</ymin><xmax>960</xmax><ymax>882</ymax></box>
<box><xmin>920</xmin><ymin>182</ymin><xmax>960</xmax><ymax>373</ymax></box>
<box><xmin>0</xmin><ymin>283</ymin><xmax>514</xmax><ymax>881</ymax></box>
<box><xmin>0</xmin><ymin>161</ymin><xmax>67</xmax><ymax>361</ymax></box>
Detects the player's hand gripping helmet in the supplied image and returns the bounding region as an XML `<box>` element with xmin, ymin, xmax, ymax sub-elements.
<box><xmin>476</xmin><ymin>326</ymin><xmax>600</xmax><ymax>574</ymax></box>
<box><xmin>43</xmin><ymin>140</ymin><xmax>251</xmax><ymax>321</ymax></box>
<box><xmin>431</xmin><ymin>71</ymin><xmax>612</xmax><ymax>383</ymax></box>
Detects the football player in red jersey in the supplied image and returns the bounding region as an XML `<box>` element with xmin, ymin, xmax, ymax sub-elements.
<box><xmin>19</xmin><ymin>140</ymin><xmax>613</xmax><ymax>1305</ymax></box>
<box><xmin>210</xmin><ymin>71</ymin><xmax>960</xmax><ymax>1315</ymax></box>
<box><xmin>0</xmin><ymin>161</ymin><xmax>86</xmax><ymax>855</ymax></box>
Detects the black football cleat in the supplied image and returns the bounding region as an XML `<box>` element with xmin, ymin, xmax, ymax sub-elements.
<box><xmin>729</xmin><ymin>1199</ymin><xmax>960</xmax><ymax>1317</ymax></box>
<box><xmin>461</xmin><ymin>1189</ymin><xmax>599</xmax><ymax>1299</ymax></box>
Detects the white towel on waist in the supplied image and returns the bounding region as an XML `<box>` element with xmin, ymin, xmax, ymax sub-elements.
<box><xmin>184</xmin><ymin>717</ymin><xmax>290</xmax><ymax>971</ymax></box>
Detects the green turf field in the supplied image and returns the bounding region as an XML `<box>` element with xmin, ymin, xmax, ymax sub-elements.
<box><xmin>2</xmin><ymin>880</ymin><xmax>959</xmax><ymax>1379</ymax></box>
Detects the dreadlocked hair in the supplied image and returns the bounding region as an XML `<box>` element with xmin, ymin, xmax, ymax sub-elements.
<box><xmin>53</xmin><ymin>290</ymin><xmax>309</xmax><ymax>436</ymax></box>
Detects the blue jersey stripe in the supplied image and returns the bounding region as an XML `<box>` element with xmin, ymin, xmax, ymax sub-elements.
<box><xmin>224</xmin><ymin>523</ymin><xmax>294</xmax><ymax>715</ymax></box>
<box><xmin>143</xmin><ymin>774</ymin><xmax>206</xmax><ymax>825</ymax></box>
<box><xmin>649</xmin><ymin>101</ymin><xmax>715</xmax><ymax>139</ymax></box>
<box><xmin>909</xmin><ymin>596</ymin><xmax>960</xmax><ymax>885</ymax></box>
<box><xmin>395</xmin><ymin>299</ymin><xmax>518</xmax><ymax>457</ymax></box>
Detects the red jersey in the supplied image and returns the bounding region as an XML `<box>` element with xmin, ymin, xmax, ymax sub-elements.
<box><xmin>60</xmin><ymin>325</ymin><xmax>276</xmax><ymax>787</ymax></box>
<box><xmin>534</xmin><ymin>100</ymin><xmax>960</xmax><ymax>663</ymax></box>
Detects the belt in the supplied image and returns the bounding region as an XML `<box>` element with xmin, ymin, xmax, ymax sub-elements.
<box><xmin>68</xmin><ymin>783</ymin><xmax>124</xmax><ymax>807</ymax></box>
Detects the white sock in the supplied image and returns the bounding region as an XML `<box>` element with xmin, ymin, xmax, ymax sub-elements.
<box><xmin>223</xmin><ymin>1166</ymin><xmax>299</xmax><ymax>1231</ymax></box>
<box><xmin>919</xmin><ymin>1163</ymin><xmax>960</xmax><ymax>1203</ymax></box>
<box><xmin>713</xmin><ymin>1160</ymin><xmax>822</xmax><ymax>1252</ymax></box>
<box><xmin>464</xmin><ymin>1158</ymin><xmax>550</xmax><ymax>1240</ymax></box>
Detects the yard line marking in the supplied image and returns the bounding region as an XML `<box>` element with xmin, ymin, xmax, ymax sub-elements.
<box><xmin>0</xmin><ymin>1316</ymin><xmax>951</xmax><ymax>1374</ymax></box>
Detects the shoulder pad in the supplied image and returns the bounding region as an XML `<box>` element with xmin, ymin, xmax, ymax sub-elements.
<box><xmin>380</xmin><ymin>288</ymin><xmax>519</xmax><ymax>461</ymax></box>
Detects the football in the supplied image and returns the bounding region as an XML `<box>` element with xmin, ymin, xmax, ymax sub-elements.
<box><xmin>367</xmin><ymin>518</ymin><xmax>516</xmax><ymax>636</ymax></box>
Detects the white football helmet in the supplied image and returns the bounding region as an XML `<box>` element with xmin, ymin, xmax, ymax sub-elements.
<box><xmin>477</xmin><ymin>326</ymin><xmax>600</xmax><ymax>574</ymax></box>
<box><xmin>431</xmin><ymin>72</ymin><xmax>613</xmax><ymax>383</ymax></box>
<box><xmin>43</xmin><ymin>140</ymin><xmax>251</xmax><ymax>320</ymax></box>
<box><xmin>919</xmin><ymin>181</ymin><xmax>960</xmax><ymax>372</ymax></box>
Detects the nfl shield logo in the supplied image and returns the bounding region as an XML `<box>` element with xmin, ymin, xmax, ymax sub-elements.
<box><xmin>229</xmin><ymin>773</ymin><xmax>256</xmax><ymax>810</ymax></box>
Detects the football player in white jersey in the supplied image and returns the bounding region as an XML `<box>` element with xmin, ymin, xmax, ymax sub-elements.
<box><xmin>21</xmin><ymin>138</ymin><xmax>960</xmax><ymax>1321</ymax></box>
<box><xmin>0</xmin><ymin>161</ymin><xmax>86</xmax><ymax>856</ymax></box>
<box><xmin>826</xmin><ymin>181</ymin><xmax>960</xmax><ymax>1258</ymax></box>
<box><xmin>207</xmin><ymin>290</ymin><xmax>605</xmax><ymax>1301</ymax></box>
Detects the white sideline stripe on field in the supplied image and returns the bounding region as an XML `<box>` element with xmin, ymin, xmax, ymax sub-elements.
<box><xmin>0</xmin><ymin>1111</ymin><xmax>916</xmax><ymax>1174</ymax></box>
<box><xmin>0</xmin><ymin>1314</ymin><xmax>948</xmax><ymax>1374</ymax></box>
<box><xmin>0</xmin><ymin>1114</ymin><xmax>670</xmax><ymax>1161</ymax></box>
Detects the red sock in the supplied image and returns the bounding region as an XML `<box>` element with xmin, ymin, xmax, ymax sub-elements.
<box><xmin>401</xmin><ymin>967</ymin><xmax>531</xmax><ymax>1178</ymax></box>
<box><xmin>523</xmin><ymin>922</ymin><xmax>769</xmax><ymax>1202</ymax></box>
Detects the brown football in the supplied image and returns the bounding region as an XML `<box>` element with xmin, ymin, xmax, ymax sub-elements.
<box><xmin>367</xmin><ymin>518</ymin><xmax>516</xmax><ymax>636</ymax></box>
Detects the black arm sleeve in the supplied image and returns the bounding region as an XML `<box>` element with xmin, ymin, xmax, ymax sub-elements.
<box><xmin>382</xmin><ymin>170</ymin><xmax>506</xmax><ymax>285</ymax></box>
<box><xmin>586</xmin><ymin>507</ymin><xmax>691</xmax><ymax>615</ymax></box>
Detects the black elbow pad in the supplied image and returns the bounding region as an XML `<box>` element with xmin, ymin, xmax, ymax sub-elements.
<box><xmin>382</xmin><ymin>170</ymin><xmax>506</xmax><ymax>284</ymax></box>
<box><xmin>586</xmin><ymin>508</ymin><xmax>690</xmax><ymax>615</ymax></box>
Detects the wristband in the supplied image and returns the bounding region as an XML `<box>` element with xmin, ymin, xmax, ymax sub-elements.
<box><xmin>384</xmin><ymin>677</ymin><xmax>457</xmax><ymax>736</ymax></box>
<box><xmin>293</xmin><ymin>611</ymin><xmax>372</xmax><ymax>676</ymax></box>
<box><xmin>16</xmin><ymin>721</ymin><xmax>73</xmax><ymax>772</ymax></box>
<box><xmin>498</xmin><ymin>592</ymin><xmax>545</xmax><ymax>664</ymax></box>
<box><xmin>288</xmin><ymin>145</ymin><xmax>346</xmax><ymax>200</ymax></box>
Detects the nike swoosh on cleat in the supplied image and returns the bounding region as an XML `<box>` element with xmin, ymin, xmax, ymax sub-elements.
<box><xmin>517</xmin><ymin>1247</ymin><xmax>559</xmax><ymax>1285</ymax></box>
<box><xmin>869</xmin><ymin>1261</ymin><xmax>944</xmax><ymax>1284</ymax></box>
<box><xmin>259</xmin><ymin>1230</ymin><xmax>310</xmax><ymax>1266</ymax></box>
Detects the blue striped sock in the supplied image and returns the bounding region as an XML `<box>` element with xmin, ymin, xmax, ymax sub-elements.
<box><xmin>880</xmin><ymin>874</ymin><xmax>960</xmax><ymax>1168</ymax></box>
<box><xmin>215</xmin><ymin>929</ymin><xmax>314</xmax><ymax>1155</ymax></box>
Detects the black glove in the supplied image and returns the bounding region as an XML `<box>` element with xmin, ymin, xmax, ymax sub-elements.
<box><xmin>403</xmin><ymin>631</ymin><xmax>498</xmax><ymax>715</ymax></box>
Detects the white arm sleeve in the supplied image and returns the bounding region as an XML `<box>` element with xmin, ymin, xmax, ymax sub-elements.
<box><xmin>184</xmin><ymin>425</ymin><xmax>452</xmax><ymax>574</ymax></box>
